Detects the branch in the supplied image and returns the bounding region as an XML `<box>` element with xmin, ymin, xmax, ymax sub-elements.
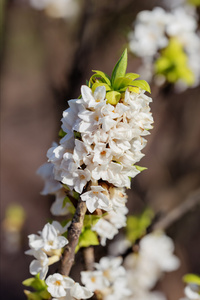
<box><xmin>82</xmin><ymin>247</ymin><xmax>95</xmax><ymax>271</ymax></box>
<box><xmin>60</xmin><ymin>198</ymin><xmax>87</xmax><ymax>276</ymax></box>
<box><xmin>153</xmin><ymin>189</ymin><xmax>200</xmax><ymax>231</ymax></box>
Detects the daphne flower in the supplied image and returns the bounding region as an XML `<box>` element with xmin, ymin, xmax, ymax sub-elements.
<box><xmin>81</xmin><ymin>185</ymin><xmax>110</xmax><ymax>213</ymax></box>
<box><xmin>46</xmin><ymin>273</ymin><xmax>74</xmax><ymax>298</ymax></box>
<box><xmin>69</xmin><ymin>282</ymin><xmax>93</xmax><ymax>299</ymax></box>
<box><xmin>27</xmin><ymin>222</ymin><xmax>68</xmax><ymax>255</ymax></box>
<box><xmin>81</xmin><ymin>270</ymin><xmax>109</xmax><ymax>292</ymax></box>
<box><xmin>25</xmin><ymin>249</ymin><xmax>49</xmax><ymax>280</ymax></box>
<box><xmin>81</xmin><ymin>85</ymin><xmax>106</xmax><ymax>108</ymax></box>
<box><xmin>92</xmin><ymin>218</ymin><xmax>118</xmax><ymax>246</ymax></box>
<box><xmin>37</xmin><ymin>163</ymin><xmax>62</xmax><ymax>195</ymax></box>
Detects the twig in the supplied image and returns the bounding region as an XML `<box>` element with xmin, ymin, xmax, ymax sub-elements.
<box><xmin>153</xmin><ymin>189</ymin><xmax>200</xmax><ymax>231</ymax></box>
<box><xmin>83</xmin><ymin>247</ymin><xmax>95</xmax><ymax>271</ymax></box>
<box><xmin>60</xmin><ymin>198</ymin><xmax>87</xmax><ymax>276</ymax></box>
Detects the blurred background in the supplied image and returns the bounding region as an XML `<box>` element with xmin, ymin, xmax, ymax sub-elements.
<box><xmin>1</xmin><ymin>0</ymin><xmax>200</xmax><ymax>299</ymax></box>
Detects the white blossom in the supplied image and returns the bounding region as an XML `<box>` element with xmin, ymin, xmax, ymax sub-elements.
<box><xmin>25</xmin><ymin>249</ymin><xmax>49</xmax><ymax>280</ymax></box>
<box><xmin>27</xmin><ymin>222</ymin><xmax>68</xmax><ymax>255</ymax></box>
<box><xmin>81</xmin><ymin>185</ymin><xmax>110</xmax><ymax>213</ymax></box>
<box><xmin>46</xmin><ymin>273</ymin><xmax>74</xmax><ymax>298</ymax></box>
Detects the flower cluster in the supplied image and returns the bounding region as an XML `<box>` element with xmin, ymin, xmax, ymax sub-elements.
<box><xmin>45</xmin><ymin>273</ymin><xmax>93</xmax><ymax>300</ymax></box>
<box><xmin>128</xmin><ymin>6</ymin><xmax>200</xmax><ymax>90</ymax></box>
<box><xmin>25</xmin><ymin>221</ymin><xmax>69</xmax><ymax>279</ymax></box>
<box><xmin>124</xmin><ymin>231</ymin><xmax>180</xmax><ymax>299</ymax></box>
<box><xmin>81</xmin><ymin>256</ymin><xmax>131</xmax><ymax>300</ymax></box>
<box><xmin>47</xmin><ymin>85</ymin><xmax>153</xmax><ymax>214</ymax></box>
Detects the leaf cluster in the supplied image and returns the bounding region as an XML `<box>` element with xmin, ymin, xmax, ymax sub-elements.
<box><xmin>155</xmin><ymin>38</ymin><xmax>195</xmax><ymax>85</ymax></box>
<box><xmin>23</xmin><ymin>274</ymin><xmax>50</xmax><ymax>300</ymax></box>
<box><xmin>88</xmin><ymin>48</ymin><xmax>151</xmax><ymax>105</ymax></box>
<box><xmin>126</xmin><ymin>209</ymin><xmax>154</xmax><ymax>244</ymax></box>
<box><xmin>75</xmin><ymin>214</ymin><xmax>103</xmax><ymax>252</ymax></box>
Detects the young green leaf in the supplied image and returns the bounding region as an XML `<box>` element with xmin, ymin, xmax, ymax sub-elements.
<box><xmin>125</xmin><ymin>73</ymin><xmax>140</xmax><ymax>80</ymax></box>
<box><xmin>24</xmin><ymin>291</ymin><xmax>42</xmax><ymax>300</ymax></box>
<box><xmin>62</xmin><ymin>196</ymin><xmax>76</xmax><ymax>214</ymax></box>
<box><xmin>126</xmin><ymin>209</ymin><xmax>154</xmax><ymax>243</ymax></box>
<box><xmin>183</xmin><ymin>274</ymin><xmax>200</xmax><ymax>285</ymax></box>
<box><xmin>131</xmin><ymin>80</ymin><xmax>151</xmax><ymax>93</ymax></box>
<box><xmin>113</xmin><ymin>77</ymin><xmax>134</xmax><ymax>91</ymax></box>
<box><xmin>111</xmin><ymin>48</ymin><xmax>128</xmax><ymax>86</ymax></box>
<box><xmin>135</xmin><ymin>165</ymin><xmax>148</xmax><ymax>172</ymax></box>
<box><xmin>75</xmin><ymin>228</ymin><xmax>99</xmax><ymax>252</ymax></box>
<box><xmin>84</xmin><ymin>214</ymin><xmax>102</xmax><ymax>227</ymax></box>
<box><xmin>106</xmin><ymin>91</ymin><xmax>121</xmax><ymax>105</ymax></box>
<box><xmin>23</xmin><ymin>275</ymin><xmax>46</xmax><ymax>291</ymax></box>
<box><xmin>92</xmin><ymin>70</ymin><xmax>111</xmax><ymax>85</ymax></box>
<box><xmin>91</xmin><ymin>82</ymin><xmax>111</xmax><ymax>93</ymax></box>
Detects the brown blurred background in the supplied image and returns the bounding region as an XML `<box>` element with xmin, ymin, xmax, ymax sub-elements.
<box><xmin>1</xmin><ymin>0</ymin><xmax>200</xmax><ymax>299</ymax></box>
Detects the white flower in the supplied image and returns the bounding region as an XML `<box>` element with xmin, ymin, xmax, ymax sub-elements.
<box><xmin>81</xmin><ymin>186</ymin><xmax>110</xmax><ymax>213</ymax></box>
<box><xmin>183</xmin><ymin>284</ymin><xmax>200</xmax><ymax>300</ymax></box>
<box><xmin>50</xmin><ymin>189</ymin><xmax>70</xmax><ymax>216</ymax></box>
<box><xmin>46</xmin><ymin>273</ymin><xmax>74</xmax><ymax>298</ymax></box>
<box><xmin>37</xmin><ymin>163</ymin><xmax>62</xmax><ymax>195</ymax></box>
<box><xmin>94</xmin><ymin>256</ymin><xmax>126</xmax><ymax>282</ymax></box>
<box><xmin>104</xmin><ymin>277</ymin><xmax>132</xmax><ymax>300</ymax></box>
<box><xmin>92</xmin><ymin>218</ymin><xmax>118</xmax><ymax>246</ymax></box>
<box><xmin>70</xmin><ymin>282</ymin><xmax>93</xmax><ymax>299</ymax></box>
<box><xmin>92</xmin><ymin>143</ymin><xmax>113</xmax><ymax>165</ymax></box>
<box><xmin>81</xmin><ymin>270</ymin><xmax>109</xmax><ymax>291</ymax></box>
<box><xmin>28</xmin><ymin>222</ymin><xmax>68</xmax><ymax>255</ymax></box>
<box><xmin>139</xmin><ymin>231</ymin><xmax>180</xmax><ymax>272</ymax></box>
<box><xmin>25</xmin><ymin>249</ymin><xmax>49</xmax><ymax>280</ymax></box>
<box><xmin>109</xmin><ymin>187</ymin><xmax>127</xmax><ymax>208</ymax></box>
<box><xmin>81</xmin><ymin>85</ymin><xmax>106</xmax><ymax>108</ymax></box>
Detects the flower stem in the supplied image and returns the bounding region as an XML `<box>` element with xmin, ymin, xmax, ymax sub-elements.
<box><xmin>59</xmin><ymin>198</ymin><xmax>87</xmax><ymax>276</ymax></box>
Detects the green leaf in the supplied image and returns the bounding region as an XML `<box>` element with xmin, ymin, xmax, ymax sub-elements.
<box><xmin>62</xmin><ymin>184</ymin><xmax>70</xmax><ymax>191</ymax></box>
<box><xmin>23</xmin><ymin>275</ymin><xmax>46</xmax><ymax>291</ymax></box>
<box><xmin>126</xmin><ymin>209</ymin><xmax>154</xmax><ymax>244</ymax></box>
<box><xmin>135</xmin><ymin>165</ymin><xmax>147</xmax><ymax>172</ymax></box>
<box><xmin>183</xmin><ymin>274</ymin><xmax>200</xmax><ymax>285</ymax></box>
<box><xmin>113</xmin><ymin>77</ymin><xmax>134</xmax><ymax>91</ymax></box>
<box><xmin>111</xmin><ymin>48</ymin><xmax>128</xmax><ymax>86</ymax></box>
<box><xmin>39</xmin><ymin>290</ymin><xmax>51</xmax><ymax>299</ymax></box>
<box><xmin>24</xmin><ymin>291</ymin><xmax>42</xmax><ymax>300</ymax></box>
<box><xmin>22</xmin><ymin>278</ymin><xmax>35</xmax><ymax>287</ymax></box>
<box><xmin>74</xmin><ymin>131</ymin><xmax>82</xmax><ymax>140</ymax></box>
<box><xmin>92</xmin><ymin>70</ymin><xmax>111</xmax><ymax>85</ymax></box>
<box><xmin>155</xmin><ymin>38</ymin><xmax>195</xmax><ymax>85</ymax></box>
<box><xmin>188</xmin><ymin>0</ymin><xmax>200</xmax><ymax>7</ymax></box>
<box><xmin>62</xmin><ymin>196</ymin><xmax>76</xmax><ymax>214</ymax></box>
<box><xmin>84</xmin><ymin>214</ymin><xmax>102</xmax><ymax>227</ymax></box>
<box><xmin>59</xmin><ymin>129</ymin><xmax>67</xmax><ymax>139</ymax></box>
<box><xmin>91</xmin><ymin>82</ymin><xmax>111</xmax><ymax>93</ymax></box>
<box><xmin>73</xmin><ymin>191</ymin><xmax>79</xmax><ymax>200</ymax></box>
<box><xmin>106</xmin><ymin>91</ymin><xmax>121</xmax><ymax>105</ymax></box>
<box><xmin>131</xmin><ymin>80</ymin><xmax>151</xmax><ymax>93</ymax></box>
<box><xmin>125</xmin><ymin>73</ymin><xmax>140</xmax><ymax>80</ymax></box>
<box><xmin>76</xmin><ymin>228</ymin><xmax>99</xmax><ymax>252</ymax></box>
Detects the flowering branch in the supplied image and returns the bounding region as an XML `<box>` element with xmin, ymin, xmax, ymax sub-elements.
<box><xmin>60</xmin><ymin>198</ymin><xmax>87</xmax><ymax>276</ymax></box>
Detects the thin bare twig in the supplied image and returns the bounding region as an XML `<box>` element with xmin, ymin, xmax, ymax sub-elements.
<box><xmin>153</xmin><ymin>189</ymin><xmax>200</xmax><ymax>231</ymax></box>
<box><xmin>83</xmin><ymin>247</ymin><xmax>95</xmax><ymax>271</ymax></box>
<box><xmin>60</xmin><ymin>198</ymin><xmax>87</xmax><ymax>276</ymax></box>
